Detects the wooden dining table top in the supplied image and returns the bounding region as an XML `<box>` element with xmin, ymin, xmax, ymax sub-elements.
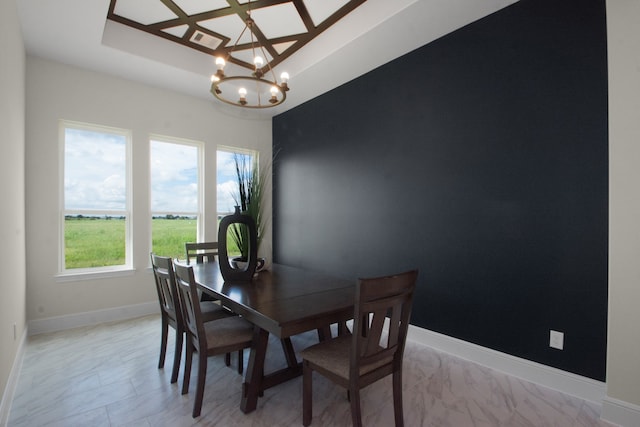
<box><xmin>190</xmin><ymin>261</ymin><xmax>355</xmax><ymax>338</ymax></box>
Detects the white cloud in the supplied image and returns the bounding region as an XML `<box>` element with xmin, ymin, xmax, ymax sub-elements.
<box><xmin>150</xmin><ymin>140</ymin><xmax>198</xmax><ymax>212</ymax></box>
<box><xmin>64</xmin><ymin>128</ymin><xmax>126</xmax><ymax>210</ymax></box>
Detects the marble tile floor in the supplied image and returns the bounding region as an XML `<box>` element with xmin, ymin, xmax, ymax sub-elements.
<box><xmin>7</xmin><ymin>315</ymin><xmax>615</xmax><ymax>427</ymax></box>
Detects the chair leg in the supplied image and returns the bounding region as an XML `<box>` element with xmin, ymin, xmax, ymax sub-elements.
<box><xmin>302</xmin><ymin>361</ymin><xmax>312</xmax><ymax>426</ymax></box>
<box><xmin>237</xmin><ymin>349</ymin><xmax>243</xmax><ymax>374</ymax></box>
<box><xmin>158</xmin><ymin>317</ymin><xmax>168</xmax><ymax>369</ymax></box>
<box><xmin>192</xmin><ymin>351</ymin><xmax>208</xmax><ymax>418</ymax></box>
<box><xmin>349</xmin><ymin>387</ymin><xmax>363</xmax><ymax>427</ymax></box>
<box><xmin>182</xmin><ymin>342</ymin><xmax>193</xmax><ymax>395</ymax></box>
<box><xmin>170</xmin><ymin>328</ymin><xmax>183</xmax><ymax>383</ymax></box>
<box><xmin>392</xmin><ymin>369</ymin><xmax>404</xmax><ymax>427</ymax></box>
<box><xmin>225</xmin><ymin>352</ymin><xmax>231</xmax><ymax>366</ymax></box>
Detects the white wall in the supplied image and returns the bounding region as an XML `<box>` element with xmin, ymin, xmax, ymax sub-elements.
<box><xmin>25</xmin><ymin>57</ymin><xmax>272</xmax><ymax>322</ymax></box>
<box><xmin>0</xmin><ymin>0</ymin><xmax>27</xmax><ymax>418</ymax></box>
<box><xmin>606</xmin><ymin>0</ymin><xmax>640</xmax><ymax>421</ymax></box>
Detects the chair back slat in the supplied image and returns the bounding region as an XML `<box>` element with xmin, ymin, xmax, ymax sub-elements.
<box><xmin>185</xmin><ymin>242</ymin><xmax>218</xmax><ymax>265</ymax></box>
<box><xmin>386</xmin><ymin>300</ymin><xmax>403</xmax><ymax>347</ymax></box>
<box><xmin>351</xmin><ymin>270</ymin><xmax>418</xmax><ymax>377</ymax></box>
<box><xmin>364</xmin><ymin>308</ymin><xmax>386</xmax><ymax>356</ymax></box>
<box><xmin>173</xmin><ymin>262</ymin><xmax>206</xmax><ymax>352</ymax></box>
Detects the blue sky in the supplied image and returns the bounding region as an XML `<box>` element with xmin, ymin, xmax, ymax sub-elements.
<box><xmin>64</xmin><ymin>128</ymin><xmax>249</xmax><ymax>214</ymax></box>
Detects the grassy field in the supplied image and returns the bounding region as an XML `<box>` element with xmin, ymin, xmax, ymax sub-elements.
<box><xmin>65</xmin><ymin>217</ymin><xmax>239</xmax><ymax>269</ymax></box>
<box><xmin>152</xmin><ymin>217</ymin><xmax>198</xmax><ymax>260</ymax></box>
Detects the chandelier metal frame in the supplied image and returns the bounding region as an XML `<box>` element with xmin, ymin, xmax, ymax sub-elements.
<box><xmin>210</xmin><ymin>5</ymin><xmax>289</xmax><ymax>109</ymax></box>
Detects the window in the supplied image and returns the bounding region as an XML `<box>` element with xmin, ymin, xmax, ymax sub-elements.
<box><xmin>151</xmin><ymin>137</ymin><xmax>202</xmax><ymax>260</ymax></box>
<box><xmin>61</xmin><ymin>121</ymin><xmax>131</xmax><ymax>272</ymax></box>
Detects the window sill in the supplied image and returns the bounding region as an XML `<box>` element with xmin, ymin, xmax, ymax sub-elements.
<box><xmin>55</xmin><ymin>267</ymin><xmax>137</xmax><ymax>282</ymax></box>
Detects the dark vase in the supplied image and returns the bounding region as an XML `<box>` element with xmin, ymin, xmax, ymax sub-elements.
<box><xmin>218</xmin><ymin>206</ymin><xmax>257</xmax><ymax>282</ymax></box>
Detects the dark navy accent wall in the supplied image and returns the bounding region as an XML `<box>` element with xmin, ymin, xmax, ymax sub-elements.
<box><xmin>272</xmin><ymin>0</ymin><xmax>608</xmax><ymax>381</ymax></box>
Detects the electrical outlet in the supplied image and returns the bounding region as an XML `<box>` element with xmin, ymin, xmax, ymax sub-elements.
<box><xmin>550</xmin><ymin>330</ymin><xmax>564</xmax><ymax>350</ymax></box>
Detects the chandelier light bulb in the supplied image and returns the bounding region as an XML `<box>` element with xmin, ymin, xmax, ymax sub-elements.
<box><xmin>210</xmin><ymin>74</ymin><xmax>222</xmax><ymax>94</ymax></box>
<box><xmin>213</xmin><ymin>57</ymin><xmax>226</xmax><ymax>79</ymax></box>
<box><xmin>269</xmin><ymin>85</ymin><xmax>279</xmax><ymax>104</ymax></box>
<box><xmin>254</xmin><ymin>56</ymin><xmax>264</xmax><ymax>67</ymax></box>
<box><xmin>238</xmin><ymin>87</ymin><xmax>248</xmax><ymax>105</ymax></box>
<box><xmin>280</xmin><ymin>72</ymin><xmax>290</xmax><ymax>91</ymax></box>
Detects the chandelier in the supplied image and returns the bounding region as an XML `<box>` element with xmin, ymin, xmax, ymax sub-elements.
<box><xmin>210</xmin><ymin>1</ymin><xmax>290</xmax><ymax>109</ymax></box>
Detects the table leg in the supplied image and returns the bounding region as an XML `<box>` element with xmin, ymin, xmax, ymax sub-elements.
<box><xmin>241</xmin><ymin>326</ymin><xmax>269</xmax><ymax>413</ymax></box>
<box><xmin>281</xmin><ymin>337</ymin><xmax>297</xmax><ymax>368</ymax></box>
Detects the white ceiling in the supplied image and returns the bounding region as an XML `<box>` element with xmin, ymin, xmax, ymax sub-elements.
<box><xmin>16</xmin><ymin>0</ymin><xmax>518</xmax><ymax>119</ymax></box>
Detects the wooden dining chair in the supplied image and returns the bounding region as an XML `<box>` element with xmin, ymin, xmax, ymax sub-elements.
<box><xmin>185</xmin><ymin>241</ymin><xmax>218</xmax><ymax>264</ymax></box>
<box><xmin>173</xmin><ymin>261</ymin><xmax>255</xmax><ymax>418</ymax></box>
<box><xmin>300</xmin><ymin>269</ymin><xmax>419</xmax><ymax>427</ymax></box>
<box><xmin>184</xmin><ymin>241</ymin><xmax>247</xmax><ymax>371</ymax></box>
<box><xmin>151</xmin><ymin>253</ymin><xmax>234</xmax><ymax>384</ymax></box>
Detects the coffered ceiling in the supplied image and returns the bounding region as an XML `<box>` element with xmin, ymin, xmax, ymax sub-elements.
<box><xmin>107</xmin><ymin>0</ymin><xmax>367</xmax><ymax>72</ymax></box>
<box><xmin>16</xmin><ymin>0</ymin><xmax>518</xmax><ymax>118</ymax></box>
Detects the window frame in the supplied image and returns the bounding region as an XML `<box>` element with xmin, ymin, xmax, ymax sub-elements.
<box><xmin>58</xmin><ymin>120</ymin><xmax>133</xmax><ymax>279</ymax></box>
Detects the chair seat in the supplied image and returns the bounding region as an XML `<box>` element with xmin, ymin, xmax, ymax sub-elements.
<box><xmin>300</xmin><ymin>335</ymin><xmax>393</xmax><ymax>380</ymax></box>
<box><xmin>203</xmin><ymin>316</ymin><xmax>254</xmax><ymax>349</ymax></box>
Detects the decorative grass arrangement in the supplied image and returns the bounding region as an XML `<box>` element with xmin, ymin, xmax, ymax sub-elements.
<box><xmin>229</xmin><ymin>153</ymin><xmax>267</xmax><ymax>260</ymax></box>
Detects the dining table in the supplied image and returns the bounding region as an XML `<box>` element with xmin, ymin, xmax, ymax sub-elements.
<box><xmin>190</xmin><ymin>261</ymin><xmax>355</xmax><ymax>413</ymax></box>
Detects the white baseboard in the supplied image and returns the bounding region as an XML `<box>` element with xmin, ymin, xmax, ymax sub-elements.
<box><xmin>0</xmin><ymin>325</ymin><xmax>28</xmax><ymax>427</ymax></box>
<box><xmin>28</xmin><ymin>301</ymin><xmax>158</xmax><ymax>336</ymax></box>
<box><xmin>407</xmin><ymin>325</ymin><xmax>606</xmax><ymax>405</ymax></box>
<box><xmin>601</xmin><ymin>397</ymin><xmax>640</xmax><ymax>427</ymax></box>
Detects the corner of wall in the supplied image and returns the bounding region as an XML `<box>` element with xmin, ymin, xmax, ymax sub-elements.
<box><xmin>0</xmin><ymin>327</ymin><xmax>28</xmax><ymax>426</ymax></box>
